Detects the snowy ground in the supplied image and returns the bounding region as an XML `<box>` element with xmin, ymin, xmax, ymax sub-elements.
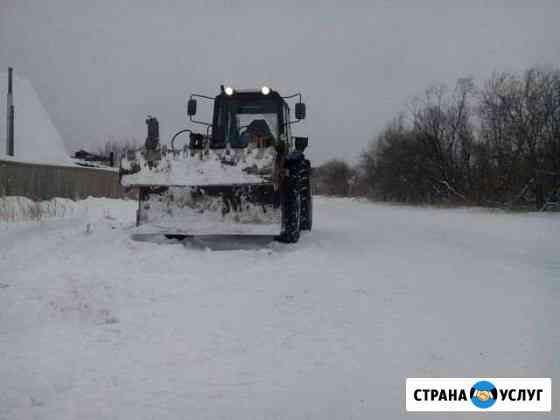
<box><xmin>0</xmin><ymin>197</ymin><xmax>558</xmax><ymax>419</ymax></box>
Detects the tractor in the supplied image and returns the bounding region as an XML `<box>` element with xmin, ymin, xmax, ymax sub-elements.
<box><xmin>120</xmin><ymin>85</ymin><xmax>312</xmax><ymax>243</ymax></box>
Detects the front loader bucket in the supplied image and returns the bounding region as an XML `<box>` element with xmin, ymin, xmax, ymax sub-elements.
<box><xmin>136</xmin><ymin>183</ymin><xmax>282</xmax><ymax>236</ymax></box>
<box><xmin>120</xmin><ymin>125</ymin><xmax>284</xmax><ymax>236</ymax></box>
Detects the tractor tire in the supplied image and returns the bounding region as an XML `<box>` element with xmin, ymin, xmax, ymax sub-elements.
<box><xmin>277</xmin><ymin>161</ymin><xmax>303</xmax><ymax>243</ymax></box>
<box><xmin>300</xmin><ymin>159</ymin><xmax>313</xmax><ymax>231</ymax></box>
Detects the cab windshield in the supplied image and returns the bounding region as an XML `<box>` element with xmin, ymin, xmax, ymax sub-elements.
<box><xmin>219</xmin><ymin>98</ymin><xmax>281</xmax><ymax>148</ymax></box>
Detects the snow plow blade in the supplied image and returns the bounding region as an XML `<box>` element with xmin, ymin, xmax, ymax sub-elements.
<box><xmin>135</xmin><ymin>183</ymin><xmax>282</xmax><ymax>236</ymax></box>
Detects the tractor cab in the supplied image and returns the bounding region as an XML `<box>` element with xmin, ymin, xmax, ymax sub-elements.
<box><xmin>187</xmin><ymin>86</ymin><xmax>304</xmax><ymax>151</ymax></box>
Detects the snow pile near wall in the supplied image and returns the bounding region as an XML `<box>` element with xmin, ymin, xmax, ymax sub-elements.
<box><xmin>0</xmin><ymin>196</ymin><xmax>80</xmax><ymax>222</ymax></box>
<box><xmin>0</xmin><ymin>196</ymin><xmax>135</xmax><ymax>224</ymax></box>
<box><xmin>0</xmin><ymin>72</ymin><xmax>71</xmax><ymax>164</ymax></box>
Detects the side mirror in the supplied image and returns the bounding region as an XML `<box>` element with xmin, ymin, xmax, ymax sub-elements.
<box><xmin>295</xmin><ymin>102</ymin><xmax>306</xmax><ymax>120</ymax></box>
<box><xmin>187</xmin><ymin>99</ymin><xmax>197</xmax><ymax>116</ymax></box>
<box><xmin>294</xmin><ymin>136</ymin><xmax>308</xmax><ymax>151</ymax></box>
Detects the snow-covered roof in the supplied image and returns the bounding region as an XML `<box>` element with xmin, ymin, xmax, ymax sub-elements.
<box><xmin>0</xmin><ymin>72</ymin><xmax>71</xmax><ymax>165</ymax></box>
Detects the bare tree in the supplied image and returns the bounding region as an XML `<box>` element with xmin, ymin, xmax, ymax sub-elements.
<box><xmin>478</xmin><ymin>66</ymin><xmax>560</xmax><ymax>203</ymax></box>
<box><xmin>97</xmin><ymin>137</ymin><xmax>141</xmax><ymax>163</ymax></box>
<box><xmin>314</xmin><ymin>159</ymin><xmax>354</xmax><ymax>196</ymax></box>
<box><xmin>361</xmin><ymin>66</ymin><xmax>560</xmax><ymax>207</ymax></box>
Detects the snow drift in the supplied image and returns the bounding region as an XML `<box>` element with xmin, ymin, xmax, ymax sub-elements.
<box><xmin>0</xmin><ymin>196</ymin><xmax>80</xmax><ymax>222</ymax></box>
<box><xmin>0</xmin><ymin>72</ymin><xmax>71</xmax><ymax>164</ymax></box>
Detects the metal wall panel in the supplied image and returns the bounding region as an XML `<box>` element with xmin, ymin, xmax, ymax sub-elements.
<box><xmin>0</xmin><ymin>160</ymin><xmax>123</xmax><ymax>200</ymax></box>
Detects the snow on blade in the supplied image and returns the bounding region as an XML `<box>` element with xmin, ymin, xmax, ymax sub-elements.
<box><xmin>121</xmin><ymin>146</ymin><xmax>277</xmax><ymax>187</ymax></box>
<box><xmin>136</xmin><ymin>187</ymin><xmax>282</xmax><ymax>235</ymax></box>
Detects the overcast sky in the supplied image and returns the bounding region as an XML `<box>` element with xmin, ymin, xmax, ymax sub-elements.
<box><xmin>1</xmin><ymin>0</ymin><xmax>559</xmax><ymax>163</ymax></box>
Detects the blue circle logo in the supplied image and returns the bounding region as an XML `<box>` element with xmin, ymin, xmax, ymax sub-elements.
<box><xmin>470</xmin><ymin>381</ymin><xmax>498</xmax><ymax>409</ymax></box>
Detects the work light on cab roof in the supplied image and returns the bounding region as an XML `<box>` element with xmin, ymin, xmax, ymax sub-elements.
<box><xmin>119</xmin><ymin>84</ymin><xmax>312</xmax><ymax>243</ymax></box>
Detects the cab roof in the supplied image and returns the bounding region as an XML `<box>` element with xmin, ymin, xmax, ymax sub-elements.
<box><xmin>216</xmin><ymin>88</ymin><xmax>287</xmax><ymax>107</ymax></box>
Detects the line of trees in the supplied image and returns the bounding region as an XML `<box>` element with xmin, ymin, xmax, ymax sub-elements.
<box><xmin>315</xmin><ymin>65</ymin><xmax>560</xmax><ymax>207</ymax></box>
<box><xmin>97</xmin><ymin>137</ymin><xmax>140</xmax><ymax>163</ymax></box>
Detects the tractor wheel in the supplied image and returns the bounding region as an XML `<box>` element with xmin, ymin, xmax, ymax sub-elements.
<box><xmin>277</xmin><ymin>161</ymin><xmax>303</xmax><ymax>243</ymax></box>
<box><xmin>300</xmin><ymin>159</ymin><xmax>313</xmax><ymax>231</ymax></box>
